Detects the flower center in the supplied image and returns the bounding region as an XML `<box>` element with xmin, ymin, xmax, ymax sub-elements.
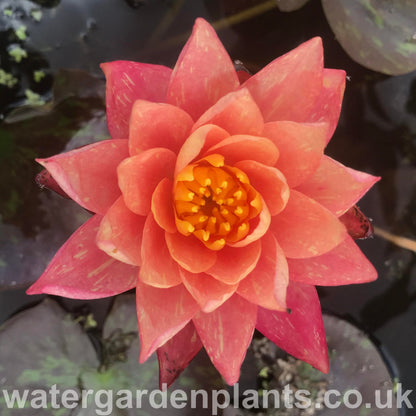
<box><xmin>174</xmin><ymin>154</ymin><xmax>262</xmax><ymax>250</ymax></box>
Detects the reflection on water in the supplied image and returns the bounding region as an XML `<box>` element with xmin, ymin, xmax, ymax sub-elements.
<box><xmin>0</xmin><ymin>0</ymin><xmax>415</xmax><ymax>409</ymax></box>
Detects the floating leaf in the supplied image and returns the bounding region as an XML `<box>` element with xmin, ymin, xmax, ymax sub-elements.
<box><xmin>0</xmin><ymin>70</ymin><xmax>18</xmax><ymax>88</ymax></box>
<box><xmin>8</xmin><ymin>45</ymin><xmax>27</xmax><ymax>63</ymax></box>
<box><xmin>15</xmin><ymin>25</ymin><xmax>27</xmax><ymax>41</ymax></box>
<box><xmin>322</xmin><ymin>0</ymin><xmax>416</xmax><ymax>75</ymax></box>
<box><xmin>275</xmin><ymin>0</ymin><xmax>310</xmax><ymax>12</ymax></box>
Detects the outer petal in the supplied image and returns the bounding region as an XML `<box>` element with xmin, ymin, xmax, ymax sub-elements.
<box><xmin>288</xmin><ymin>235</ymin><xmax>378</xmax><ymax>286</ymax></box>
<box><xmin>193</xmin><ymin>295</ymin><xmax>257</xmax><ymax>385</ymax></box>
<box><xmin>128</xmin><ymin>100</ymin><xmax>194</xmax><ymax>156</ymax></box>
<box><xmin>151</xmin><ymin>178</ymin><xmax>176</xmax><ymax>233</ymax></box>
<box><xmin>175</xmin><ymin>124</ymin><xmax>229</xmax><ymax>175</ymax></box>
<box><xmin>237</xmin><ymin>232</ymin><xmax>288</xmax><ymax>311</ymax></box>
<box><xmin>37</xmin><ymin>140</ymin><xmax>129</xmax><ymax>215</ymax></box>
<box><xmin>96</xmin><ymin>196</ymin><xmax>145</xmax><ymax>266</ymax></box>
<box><xmin>101</xmin><ymin>61</ymin><xmax>171</xmax><ymax>141</ymax></box>
<box><xmin>26</xmin><ymin>215</ymin><xmax>137</xmax><ymax>298</ymax></box>
<box><xmin>167</xmin><ymin>18</ymin><xmax>239</xmax><ymax>120</ymax></box>
<box><xmin>296</xmin><ymin>156</ymin><xmax>380</xmax><ymax>216</ymax></box>
<box><xmin>180</xmin><ymin>269</ymin><xmax>238</xmax><ymax>313</ymax></box>
<box><xmin>234</xmin><ymin>160</ymin><xmax>290</xmax><ymax>216</ymax></box>
<box><xmin>193</xmin><ymin>88</ymin><xmax>264</xmax><ymax>136</ymax></box>
<box><xmin>256</xmin><ymin>281</ymin><xmax>328</xmax><ymax>373</ymax></box>
<box><xmin>270</xmin><ymin>190</ymin><xmax>347</xmax><ymax>258</ymax></box>
<box><xmin>157</xmin><ymin>322</ymin><xmax>203</xmax><ymax>388</ymax></box>
<box><xmin>262</xmin><ymin>121</ymin><xmax>329</xmax><ymax>188</ymax></box>
<box><xmin>305</xmin><ymin>68</ymin><xmax>346</xmax><ymax>143</ymax></box>
<box><xmin>206</xmin><ymin>241</ymin><xmax>261</xmax><ymax>285</ymax></box>
<box><xmin>136</xmin><ymin>281</ymin><xmax>199</xmax><ymax>362</ymax></box>
<box><xmin>165</xmin><ymin>232</ymin><xmax>217</xmax><ymax>273</ymax></box>
<box><xmin>242</xmin><ymin>37</ymin><xmax>323</xmax><ymax>122</ymax></box>
<box><xmin>205</xmin><ymin>135</ymin><xmax>279</xmax><ymax>167</ymax></box>
<box><xmin>139</xmin><ymin>214</ymin><xmax>182</xmax><ymax>288</ymax></box>
<box><xmin>118</xmin><ymin>148</ymin><xmax>176</xmax><ymax>216</ymax></box>
<box><xmin>339</xmin><ymin>205</ymin><xmax>374</xmax><ymax>239</ymax></box>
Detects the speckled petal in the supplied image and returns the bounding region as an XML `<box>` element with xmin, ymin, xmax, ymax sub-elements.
<box><xmin>26</xmin><ymin>215</ymin><xmax>137</xmax><ymax>298</ymax></box>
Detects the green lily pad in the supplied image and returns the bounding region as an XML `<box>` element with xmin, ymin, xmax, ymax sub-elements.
<box><xmin>275</xmin><ymin>0</ymin><xmax>310</xmax><ymax>12</ymax></box>
<box><xmin>0</xmin><ymin>298</ymin><xmax>99</xmax><ymax>416</ymax></box>
<box><xmin>322</xmin><ymin>0</ymin><xmax>416</xmax><ymax>75</ymax></box>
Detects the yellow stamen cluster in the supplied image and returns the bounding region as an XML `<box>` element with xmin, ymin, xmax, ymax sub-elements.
<box><xmin>174</xmin><ymin>154</ymin><xmax>262</xmax><ymax>250</ymax></box>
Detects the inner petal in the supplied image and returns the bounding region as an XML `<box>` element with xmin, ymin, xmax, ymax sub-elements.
<box><xmin>174</xmin><ymin>154</ymin><xmax>274</xmax><ymax>250</ymax></box>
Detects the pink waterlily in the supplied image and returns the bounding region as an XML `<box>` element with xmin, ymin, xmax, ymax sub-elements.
<box><xmin>28</xmin><ymin>18</ymin><xmax>379</xmax><ymax>386</ymax></box>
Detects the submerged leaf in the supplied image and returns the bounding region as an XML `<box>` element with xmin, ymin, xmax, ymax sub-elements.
<box><xmin>275</xmin><ymin>0</ymin><xmax>310</xmax><ymax>12</ymax></box>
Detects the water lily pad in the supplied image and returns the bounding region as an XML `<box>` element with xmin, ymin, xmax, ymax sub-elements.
<box><xmin>322</xmin><ymin>0</ymin><xmax>416</xmax><ymax>75</ymax></box>
<box><xmin>275</xmin><ymin>0</ymin><xmax>310</xmax><ymax>12</ymax></box>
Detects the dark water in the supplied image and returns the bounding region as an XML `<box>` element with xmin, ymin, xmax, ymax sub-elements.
<box><xmin>0</xmin><ymin>0</ymin><xmax>415</xmax><ymax>414</ymax></box>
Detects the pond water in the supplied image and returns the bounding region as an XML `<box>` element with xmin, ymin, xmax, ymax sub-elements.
<box><xmin>0</xmin><ymin>0</ymin><xmax>415</xmax><ymax>414</ymax></box>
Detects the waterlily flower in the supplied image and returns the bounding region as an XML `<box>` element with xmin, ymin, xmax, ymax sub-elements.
<box><xmin>27</xmin><ymin>18</ymin><xmax>379</xmax><ymax>386</ymax></box>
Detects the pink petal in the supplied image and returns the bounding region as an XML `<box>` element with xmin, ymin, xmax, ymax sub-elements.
<box><xmin>166</xmin><ymin>18</ymin><xmax>239</xmax><ymax>121</ymax></box>
<box><xmin>36</xmin><ymin>169</ymin><xmax>69</xmax><ymax>199</ymax></box>
<box><xmin>234</xmin><ymin>160</ymin><xmax>289</xmax><ymax>216</ymax></box>
<box><xmin>193</xmin><ymin>88</ymin><xmax>264</xmax><ymax>136</ymax></box>
<box><xmin>151</xmin><ymin>178</ymin><xmax>176</xmax><ymax>233</ymax></box>
<box><xmin>128</xmin><ymin>100</ymin><xmax>194</xmax><ymax>156</ymax></box>
<box><xmin>288</xmin><ymin>235</ymin><xmax>377</xmax><ymax>286</ymax></box>
<box><xmin>193</xmin><ymin>295</ymin><xmax>257</xmax><ymax>384</ymax></box>
<box><xmin>256</xmin><ymin>281</ymin><xmax>328</xmax><ymax>373</ymax></box>
<box><xmin>101</xmin><ymin>61</ymin><xmax>172</xmax><ymax>141</ymax></box>
<box><xmin>205</xmin><ymin>135</ymin><xmax>279</xmax><ymax>167</ymax></box>
<box><xmin>96</xmin><ymin>196</ymin><xmax>145</xmax><ymax>266</ymax></box>
<box><xmin>180</xmin><ymin>269</ymin><xmax>238</xmax><ymax>313</ymax></box>
<box><xmin>305</xmin><ymin>68</ymin><xmax>346</xmax><ymax>143</ymax></box>
<box><xmin>117</xmin><ymin>148</ymin><xmax>176</xmax><ymax>216</ymax></box>
<box><xmin>242</xmin><ymin>37</ymin><xmax>323</xmax><ymax>122</ymax></box>
<box><xmin>37</xmin><ymin>140</ymin><xmax>129</xmax><ymax>215</ymax></box>
<box><xmin>136</xmin><ymin>281</ymin><xmax>199</xmax><ymax>362</ymax></box>
<box><xmin>206</xmin><ymin>241</ymin><xmax>261</xmax><ymax>284</ymax></box>
<box><xmin>175</xmin><ymin>124</ymin><xmax>229</xmax><ymax>175</ymax></box>
<box><xmin>139</xmin><ymin>213</ymin><xmax>182</xmax><ymax>288</ymax></box>
<box><xmin>270</xmin><ymin>190</ymin><xmax>347</xmax><ymax>258</ymax></box>
<box><xmin>295</xmin><ymin>156</ymin><xmax>380</xmax><ymax>216</ymax></box>
<box><xmin>229</xmin><ymin>198</ymin><xmax>271</xmax><ymax>248</ymax></box>
<box><xmin>165</xmin><ymin>232</ymin><xmax>217</xmax><ymax>273</ymax></box>
<box><xmin>262</xmin><ymin>121</ymin><xmax>329</xmax><ymax>188</ymax></box>
<box><xmin>26</xmin><ymin>215</ymin><xmax>137</xmax><ymax>298</ymax></box>
<box><xmin>339</xmin><ymin>205</ymin><xmax>374</xmax><ymax>240</ymax></box>
<box><xmin>237</xmin><ymin>232</ymin><xmax>288</xmax><ymax>310</ymax></box>
<box><xmin>157</xmin><ymin>322</ymin><xmax>203</xmax><ymax>388</ymax></box>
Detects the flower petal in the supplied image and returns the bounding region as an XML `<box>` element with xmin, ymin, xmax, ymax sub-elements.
<box><xmin>206</xmin><ymin>241</ymin><xmax>261</xmax><ymax>285</ymax></box>
<box><xmin>101</xmin><ymin>61</ymin><xmax>172</xmax><ymax>141</ymax></box>
<box><xmin>229</xmin><ymin>198</ymin><xmax>271</xmax><ymax>248</ymax></box>
<box><xmin>296</xmin><ymin>156</ymin><xmax>380</xmax><ymax>216</ymax></box>
<box><xmin>193</xmin><ymin>295</ymin><xmax>257</xmax><ymax>385</ymax></box>
<box><xmin>339</xmin><ymin>205</ymin><xmax>374</xmax><ymax>239</ymax></box>
<box><xmin>193</xmin><ymin>88</ymin><xmax>264</xmax><ymax>136</ymax></box>
<box><xmin>242</xmin><ymin>37</ymin><xmax>323</xmax><ymax>122</ymax></box>
<box><xmin>256</xmin><ymin>281</ymin><xmax>328</xmax><ymax>373</ymax></box>
<box><xmin>118</xmin><ymin>148</ymin><xmax>176</xmax><ymax>216</ymax></box>
<box><xmin>175</xmin><ymin>124</ymin><xmax>229</xmax><ymax>175</ymax></box>
<box><xmin>26</xmin><ymin>215</ymin><xmax>137</xmax><ymax>298</ymax></box>
<box><xmin>205</xmin><ymin>135</ymin><xmax>279</xmax><ymax>167</ymax></box>
<box><xmin>129</xmin><ymin>100</ymin><xmax>194</xmax><ymax>156</ymax></box>
<box><xmin>136</xmin><ymin>281</ymin><xmax>199</xmax><ymax>362</ymax></box>
<box><xmin>139</xmin><ymin>214</ymin><xmax>182</xmax><ymax>288</ymax></box>
<box><xmin>157</xmin><ymin>322</ymin><xmax>203</xmax><ymax>388</ymax></box>
<box><xmin>180</xmin><ymin>269</ymin><xmax>238</xmax><ymax>313</ymax></box>
<box><xmin>234</xmin><ymin>160</ymin><xmax>289</xmax><ymax>216</ymax></box>
<box><xmin>37</xmin><ymin>140</ymin><xmax>129</xmax><ymax>215</ymax></box>
<box><xmin>288</xmin><ymin>235</ymin><xmax>378</xmax><ymax>286</ymax></box>
<box><xmin>305</xmin><ymin>68</ymin><xmax>346</xmax><ymax>143</ymax></box>
<box><xmin>165</xmin><ymin>232</ymin><xmax>217</xmax><ymax>273</ymax></box>
<box><xmin>237</xmin><ymin>232</ymin><xmax>288</xmax><ymax>311</ymax></box>
<box><xmin>96</xmin><ymin>196</ymin><xmax>145</xmax><ymax>266</ymax></box>
<box><xmin>166</xmin><ymin>18</ymin><xmax>239</xmax><ymax>120</ymax></box>
<box><xmin>151</xmin><ymin>178</ymin><xmax>176</xmax><ymax>233</ymax></box>
<box><xmin>262</xmin><ymin>121</ymin><xmax>329</xmax><ymax>188</ymax></box>
<box><xmin>270</xmin><ymin>190</ymin><xmax>347</xmax><ymax>258</ymax></box>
